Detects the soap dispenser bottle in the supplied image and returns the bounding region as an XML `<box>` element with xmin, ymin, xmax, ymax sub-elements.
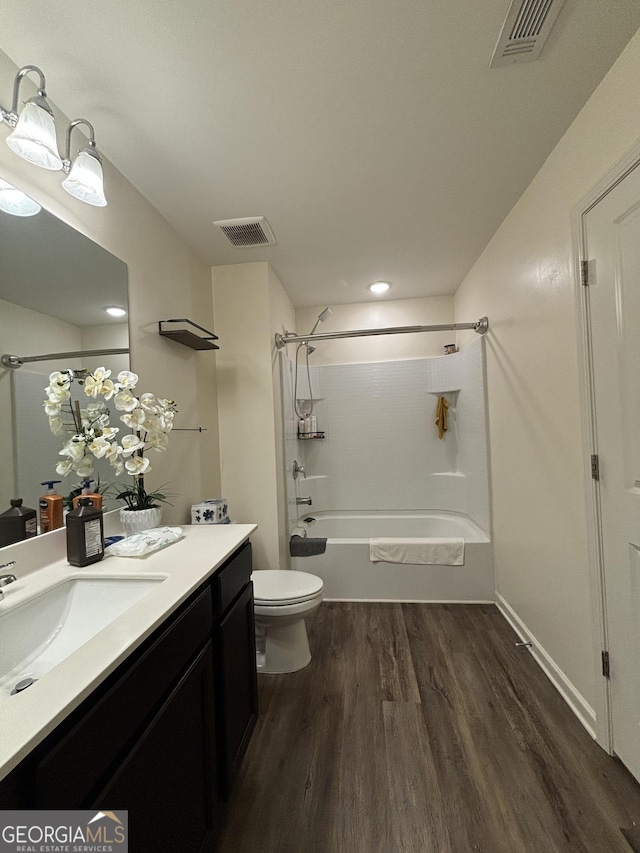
<box><xmin>72</xmin><ymin>479</ymin><xmax>103</xmax><ymax>510</ymax></box>
<box><xmin>66</xmin><ymin>497</ymin><xmax>104</xmax><ymax>567</ymax></box>
<box><xmin>39</xmin><ymin>480</ymin><xmax>63</xmax><ymax>533</ymax></box>
<box><xmin>0</xmin><ymin>499</ymin><xmax>38</xmax><ymax>547</ymax></box>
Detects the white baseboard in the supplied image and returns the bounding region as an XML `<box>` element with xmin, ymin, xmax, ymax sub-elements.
<box><xmin>323</xmin><ymin>598</ymin><xmax>495</xmax><ymax>604</ymax></box>
<box><xmin>496</xmin><ymin>593</ymin><xmax>596</xmax><ymax>739</ymax></box>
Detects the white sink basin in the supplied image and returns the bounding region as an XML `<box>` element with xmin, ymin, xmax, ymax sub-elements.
<box><xmin>0</xmin><ymin>576</ymin><xmax>165</xmax><ymax>695</ymax></box>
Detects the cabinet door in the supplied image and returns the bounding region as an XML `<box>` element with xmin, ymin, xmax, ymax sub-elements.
<box><xmin>95</xmin><ymin>643</ymin><xmax>218</xmax><ymax>853</ymax></box>
<box><xmin>217</xmin><ymin>582</ymin><xmax>258</xmax><ymax>799</ymax></box>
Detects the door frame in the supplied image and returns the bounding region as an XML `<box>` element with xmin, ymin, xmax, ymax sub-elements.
<box><xmin>573</xmin><ymin>138</ymin><xmax>640</xmax><ymax>753</ymax></box>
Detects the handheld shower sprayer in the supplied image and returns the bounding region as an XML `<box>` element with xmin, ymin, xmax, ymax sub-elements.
<box><xmin>293</xmin><ymin>307</ymin><xmax>332</xmax><ymax>420</ymax></box>
<box><xmin>309</xmin><ymin>307</ymin><xmax>332</xmax><ymax>337</ymax></box>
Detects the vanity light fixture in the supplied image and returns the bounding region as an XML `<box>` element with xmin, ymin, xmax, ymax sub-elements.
<box><xmin>0</xmin><ymin>65</ymin><xmax>62</xmax><ymax>170</ymax></box>
<box><xmin>1</xmin><ymin>65</ymin><xmax>107</xmax><ymax>207</ymax></box>
<box><xmin>368</xmin><ymin>281</ymin><xmax>391</xmax><ymax>294</ymax></box>
<box><xmin>105</xmin><ymin>306</ymin><xmax>126</xmax><ymax>317</ymax></box>
<box><xmin>61</xmin><ymin>119</ymin><xmax>107</xmax><ymax>207</ymax></box>
<box><xmin>0</xmin><ymin>178</ymin><xmax>41</xmax><ymax>216</ymax></box>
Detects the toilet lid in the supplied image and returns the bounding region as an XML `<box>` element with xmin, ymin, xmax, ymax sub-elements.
<box><xmin>252</xmin><ymin>570</ymin><xmax>324</xmax><ymax>605</ymax></box>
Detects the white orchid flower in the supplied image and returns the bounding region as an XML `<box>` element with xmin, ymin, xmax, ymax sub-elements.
<box><xmin>47</xmin><ymin>385</ymin><xmax>70</xmax><ymax>403</ymax></box>
<box><xmin>140</xmin><ymin>393</ymin><xmax>158</xmax><ymax>413</ymax></box>
<box><xmin>105</xmin><ymin>443</ymin><xmax>123</xmax><ymax>466</ymax></box>
<box><xmin>48</xmin><ymin>370</ymin><xmax>72</xmax><ymax>388</ymax></box>
<box><xmin>121</xmin><ymin>434</ymin><xmax>145</xmax><ymax>457</ymax></box>
<box><xmin>125</xmin><ymin>456</ymin><xmax>150</xmax><ymax>475</ymax></box>
<box><xmin>44</xmin><ymin>400</ymin><xmax>61</xmax><ymax>416</ymax></box>
<box><xmin>101</xmin><ymin>378</ymin><xmax>116</xmax><ymax>400</ymax></box>
<box><xmin>116</xmin><ymin>371</ymin><xmax>138</xmax><ymax>389</ymax></box>
<box><xmin>60</xmin><ymin>439</ymin><xmax>87</xmax><ymax>462</ymax></box>
<box><xmin>88</xmin><ymin>436</ymin><xmax>112</xmax><ymax>459</ymax></box>
<box><xmin>55</xmin><ymin>459</ymin><xmax>74</xmax><ymax>476</ymax></box>
<box><xmin>148</xmin><ymin>432</ymin><xmax>169</xmax><ymax>451</ymax></box>
<box><xmin>76</xmin><ymin>456</ymin><xmax>95</xmax><ymax>478</ymax></box>
<box><xmin>112</xmin><ymin>459</ymin><xmax>125</xmax><ymax>476</ymax></box>
<box><xmin>121</xmin><ymin>409</ymin><xmax>145</xmax><ymax>428</ymax></box>
<box><xmin>114</xmin><ymin>388</ymin><xmax>139</xmax><ymax>412</ymax></box>
<box><xmin>48</xmin><ymin>416</ymin><xmax>63</xmax><ymax>435</ymax></box>
<box><xmin>102</xmin><ymin>426</ymin><xmax>120</xmax><ymax>439</ymax></box>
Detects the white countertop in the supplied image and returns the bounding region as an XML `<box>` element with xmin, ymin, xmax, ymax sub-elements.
<box><xmin>0</xmin><ymin>521</ymin><xmax>257</xmax><ymax>782</ymax></box>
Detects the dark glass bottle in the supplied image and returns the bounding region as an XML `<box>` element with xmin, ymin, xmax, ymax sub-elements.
<box><xmin>66</xmin><ymin>497</ymin><xmax>104</xmax><ymax>567</ymax></box>
<box><xmin>0</xmin><ymin>499</ymin><xmax>38</xmax><ymax>547</ymax></box>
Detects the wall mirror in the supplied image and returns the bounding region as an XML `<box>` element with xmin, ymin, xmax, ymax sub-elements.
<box><xmin>0</xmin><ymin>178</ymin><xmax>129</xmax><ymax>519</ymax></box>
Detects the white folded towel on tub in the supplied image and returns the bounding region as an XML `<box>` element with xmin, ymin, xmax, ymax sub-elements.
<box><xmin>369</xmin><ymin>537</ymin><xmax>465</xmax><ymax>566</ymax></box>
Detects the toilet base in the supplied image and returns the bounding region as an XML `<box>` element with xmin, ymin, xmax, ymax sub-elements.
<box><xmin>255</xmin><ymin>618</ymin><xmax>311</xmax><ymax>674</ymax></box>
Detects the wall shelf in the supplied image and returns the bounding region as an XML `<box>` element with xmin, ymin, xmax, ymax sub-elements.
<box><xmin>158</xmin><ymin>319</ymin><xmax>219</xmax><ymax>350</ymax></box>
<box><xmin>297</xmin><ymin>431</ymin><xmax>325</xmax><ymax>440</ymax></box>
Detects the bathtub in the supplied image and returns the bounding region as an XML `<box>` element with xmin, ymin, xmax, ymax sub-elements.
<box><xmin>291</xmin><ymin>511</ymin><xmax>494</xmax><ymax>602</ymax></box>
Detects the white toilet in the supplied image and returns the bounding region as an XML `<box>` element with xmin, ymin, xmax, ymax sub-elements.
<box><xmin>252</xmin><ymin>570</ymin><xmax>324</xmax><ymax>673</ymax></box>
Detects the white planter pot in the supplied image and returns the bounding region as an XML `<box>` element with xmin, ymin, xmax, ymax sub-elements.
<box><xmin>120</xmin><ymin>506</ymin><xmax>162</xmax><ymax>537</ymax></box>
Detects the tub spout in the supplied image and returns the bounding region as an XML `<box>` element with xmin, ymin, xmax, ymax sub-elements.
<box><xmin>296</xmin><ymin>496</ymin><xmax>313</xmax><ymax>506</ymax></box>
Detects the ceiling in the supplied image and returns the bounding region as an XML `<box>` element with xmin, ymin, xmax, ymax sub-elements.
<box><xmin>1</xmin><ymin>0</ymin><xmax>639</xmax><ymax>307</ymax></box>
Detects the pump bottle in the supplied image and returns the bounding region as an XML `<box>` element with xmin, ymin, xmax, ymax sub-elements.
<box><xmin>39</xmin><ymin>480</ymin><xmax>63</xmax><ymax>533</ymax></box>
<box><xmin>72</xmin><ymin>479</ymin><xmax>103</xmax><ymax>510</ymax></box>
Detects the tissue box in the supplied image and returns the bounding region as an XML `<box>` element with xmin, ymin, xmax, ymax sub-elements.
<box><xmin>191</xmin><ymin>499</ymin><xmax>230</xmax><ymax>525</ymax></box>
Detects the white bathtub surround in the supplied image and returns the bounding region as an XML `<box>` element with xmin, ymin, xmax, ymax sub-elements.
<box><xmin>292</xmin><ymin>511</ymin><xmax>492</xmax><ymax>602</ymax></box>
<box><xmin>369</xmin><ymin>537</ymin><xmax>464</xmax><ymax>566</ymax></box>
<box><xmin>289</xmin><ymin>338</ymin><xmax>490</xmax><ymax>532</ymax></box>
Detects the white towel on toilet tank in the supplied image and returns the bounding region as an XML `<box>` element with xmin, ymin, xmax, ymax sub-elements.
<box><xmin>369</xmin><ymin>537</ymin><xmax>465</xmax><ymax>565</ymax></box>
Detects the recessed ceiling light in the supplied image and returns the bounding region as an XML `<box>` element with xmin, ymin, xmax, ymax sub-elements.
<box><xmin>106</xmin><ymin>306</ymin><xmax>127</xmax><ymax>317</ymax></box>
<box><xmin>368</xmin><ymin>281</ymin><xmax>391</xmax><ymax>294</ymax></box>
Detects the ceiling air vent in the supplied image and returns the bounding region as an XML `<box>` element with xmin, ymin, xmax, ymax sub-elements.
<box><xmin>213</xmin><ymin>216</ymin><xmax>276</xmax><ymax>248</ymax></box>
<box><xmin>490</xmin><ymin>0</ymin><xmax>566</xmax><ymax>67</ymax></box>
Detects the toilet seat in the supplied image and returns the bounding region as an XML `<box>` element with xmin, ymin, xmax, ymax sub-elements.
<box><xmin>252</xmin><ymin>569</ymin><xmax>324</xmax><ymax>607</ymax></box>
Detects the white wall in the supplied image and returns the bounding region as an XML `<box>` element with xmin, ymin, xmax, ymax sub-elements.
<box><xmin>212</xmin><ymin>262</ymin><xmax>295</xmax><ymax>570</ymax></box>
<box><xmin>454</xmin><ymin>27</ymin><xmax>640</xmax><ymax>714</ymax></box>
<box><xmin>0</xmin><ymin>49</ymin><xmax>220</xmax><ymax>525</ymax></box>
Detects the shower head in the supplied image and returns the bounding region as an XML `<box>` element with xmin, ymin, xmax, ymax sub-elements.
<box><xmin>309</xmin><ymin>306</ymin><xmax>332</xmax><ymax>336</ymax></box>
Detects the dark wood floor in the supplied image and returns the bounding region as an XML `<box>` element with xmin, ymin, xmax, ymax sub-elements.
<box><xmin>218</xmin><ymin>603</ymin><xmax>640</xmax><ymax>853</ymax></box>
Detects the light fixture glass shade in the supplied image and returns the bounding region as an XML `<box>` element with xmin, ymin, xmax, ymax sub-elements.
<box><xmin>61</xmin><ymin>148</ymin><xmax>107</xmax><ymax>207</ymax></box>
<box><xmin>0</xmin><ymin>179</ymin><xmax>41</xmax><ymax>216</ymax></box>
<box><xmin>369</xmin><ymin>281</ymin><xmax>391</xmax><ymax>294</ymax></box>
<box><xmin>6</xmin><ymin>101</ymin><xmax>63</xmax><ymax>170</ymax></box>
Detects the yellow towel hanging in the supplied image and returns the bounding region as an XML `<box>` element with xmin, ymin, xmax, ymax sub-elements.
<box><xmin>435</xmin><ymin>396</ymin><xmax>449</xmax><ymax>439</ymax></box>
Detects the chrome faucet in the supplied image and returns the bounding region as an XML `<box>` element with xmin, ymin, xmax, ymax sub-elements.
<box><xmin>292</xmin><ymin>460</ymin><xmax>306</xmax><ymax>480</ymax></box>
<box><xmin>0</xmin><ymin>563</ymin><xmax>17</xmax><ymax>601</ymax></box>
<box><xmin>296</xmin><ymin>496</ymin><xmax>312</xmax><ymax>506</ymax></box>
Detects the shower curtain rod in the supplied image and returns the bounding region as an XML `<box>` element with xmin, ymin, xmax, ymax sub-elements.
<box><xmin>275</xmin><ymin>316</ymin><xmax>488</xmax><ymax>349</ymax></box>
<box><xmin>1</xmin><ymin>347</ymin><xmax>130</xmax><ymax>369</ymax></box>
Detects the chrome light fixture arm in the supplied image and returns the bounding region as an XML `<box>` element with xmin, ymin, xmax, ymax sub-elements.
<box><xmin>62</xmin><ymin>118</ymin><xmax>100</xmax><ymax>173</ymax></box>
<box><xmin>0</xmin><ymin>65</ymin><xmax>50</xmax><ymax>127</ymax></box>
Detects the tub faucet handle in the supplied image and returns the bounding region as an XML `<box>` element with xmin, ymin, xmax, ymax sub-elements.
<box><xmin>293</xmin><ymin>460</ymin><xmax>306</xmax><ymax>480</ymax></box>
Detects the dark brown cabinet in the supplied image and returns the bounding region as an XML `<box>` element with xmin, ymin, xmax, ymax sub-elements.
<box><xmin>212</xmin><ymin>540</ymin><xmax>258</xmax><ymax>799</ymax></box>
<box><xmin>0</xmin><ymin>540</ymin><xmax>257</xmax><ymax>852</ymax></box>
<box><xmin>96</xmin><ymin>644</ymin><xmax>217</xmax><ymax>853</ymax></box>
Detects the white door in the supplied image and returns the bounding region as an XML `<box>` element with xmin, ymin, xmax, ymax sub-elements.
<box><xmin>584</xmin><ymin>161</ymin><xmax>640</xmax><ymax>782</ymax></box>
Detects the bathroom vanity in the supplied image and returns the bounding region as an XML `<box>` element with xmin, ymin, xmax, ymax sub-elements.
<box><xmin>0</xmin><ymin>523</ymin><xmax>258</xmax><ymax>853</ymax></box>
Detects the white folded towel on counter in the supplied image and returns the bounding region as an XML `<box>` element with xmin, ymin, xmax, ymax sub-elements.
<box><xmin>369</xmin><ymin>537</ymin><xmax>465</xmax><ymax>566</ymax></box>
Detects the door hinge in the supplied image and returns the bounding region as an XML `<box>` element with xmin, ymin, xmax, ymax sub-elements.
<box><xmin>581</xmin><ymin>259</ymin><xmax>589</xmax><ymax>286</ymax></box>
<box><xmin>591</xmin><ymin>454</ymin><xmax>600</xmax><ymax>481</ymax></box>
<box><xmin>602</xmin><ymin>650</ymin><xmax>610</xmax><ymax>678</ymax></box>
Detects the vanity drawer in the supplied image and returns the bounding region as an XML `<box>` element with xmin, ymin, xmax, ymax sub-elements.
<box><xmin>36</xmin><ymin>585</ymin><xmax>213</xmax><ymax>807</ymax></box>
<box><xmin>214</xmin><ymin>541</ymin><xmax>252</xmax><ymax>616</ymax></box>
